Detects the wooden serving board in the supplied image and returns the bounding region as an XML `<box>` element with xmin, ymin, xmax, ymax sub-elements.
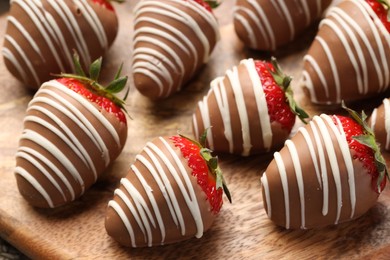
<box><xmin>1</xmin><ymin>1</ymin><xmax>390</xmax><ymax>259</ymax></box>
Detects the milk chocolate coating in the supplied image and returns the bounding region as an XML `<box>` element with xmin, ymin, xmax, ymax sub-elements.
<box><xmin>192</xmin><ymin>58</ymin><xmax>290</xmax><ymax>156</ymax></box>
<box><xmin>261</xmin><ymin>114</ymin><xmax>379</xmax><ymax>229</ymax></box>
<box><xmin>132</xmin><ymin>0</ymin><xmax>219</xmax><ymax>100</ymax></box>
<box><xmin>105</xmin><ymin>136</ymin><xmax>217</xmax><ymax>247</ymax></box>
<box><xmin>15</xmin><ymin>80</ymin><xmax>127</xmax><ymax>208</ymax></box>
<box><xmin>369</xmin><ymin>98</ymin><xmax>390</xmax><ymax>151</ymax></box>
<box><xmin>302</xmin><ymin>0</ymin><xmax>390</xmax><ymax>105</ymax></box>
<box><xmin>233</xmin><ymin>0</ymin><xmax>332</xmax><ymax>51</ymax></box>
<box><xmin>3</xmin><ymin>0</ymin><xmax>118</xmax><ymax>89</ymax></box>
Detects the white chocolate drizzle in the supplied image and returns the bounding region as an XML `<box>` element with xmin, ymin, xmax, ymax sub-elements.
<box><xmin>15</xmin><ymin>80</ymin><xmax>121</xmax><ymax>207</ymax></box>
<box><xmin>108</xmin><ymin>137</ymin><xmax>206</xmax><ymax>247</ymax></box>
<box><xmin>193</xmin><ymin>58</ymin><xmax>272</xmax><ymax>156</ymax></box>
<box><xmin>261</xmin><ymin>114</ymin><xmax>357</xmax><ymax>228</ymax></box>
<box><xmin>3</xmin><ymin>0</ymin><xmax>113</xmax><ymax>87</ymax></box>
<box><xmin>132</xmin><ymin>0</ymin><xmax>219</xmax><ymax>98</ymax></box>
<box><xmin>302</xmin><ymin>0</ymin><xmax>390</xmax><ymax>104</ymax></box>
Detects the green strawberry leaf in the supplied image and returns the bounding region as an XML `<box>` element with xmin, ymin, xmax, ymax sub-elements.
<box><xmin>89</xmin><ymin>57</ymin><xmax>102</xmax><ymax>81</ymax></box>
<box><xmin>205</xmin><ymin>0</ymin><xmax>220</xmax><ymax>9</ymax></box>
<box><xmin>179</xmin><ymin>132</ymin><xmax>232</xmax><ymax>203</ymax></box>
<box><xmin>268</xmin><ymin>57</ymin><xmax>309</xmax><ymax>124</ymax></box>
<box><xmin>342</xmin><ymin>101</ymin><xmax>390</xmax><ymax>193</ymax></box>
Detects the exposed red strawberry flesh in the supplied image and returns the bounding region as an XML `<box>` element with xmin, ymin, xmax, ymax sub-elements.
<box><xmin>56</xmin><ymin>78</ymin><xmax>126</xmax><ymax>123</ymax></box>
<box><xmin>254</xmin><ymin>60</ymin><xmax>296</xmax><ymax>132</ymax></box>
<box><xmin>170</xmin><ymin>135</ymin><xmax>223</xmax><ymax>214</ymax></box>
<box><xmin>366</xmin><ymin>0</ymin><xmax>390</xmax><ymax>32</ymax></box>
<box><xmin>332</xmin><ymin>115</ymin><xmax>386</xmax><ymax>193</ymax></box>
<box><xmin>193</xmin><ymin>0</ymin><xmax>213</xmax><ymax>13</ymax></box>
<box><xmin>91</xmin><ymin>0</ymin><xmax>114</xmax><ymax>11</ymax></box>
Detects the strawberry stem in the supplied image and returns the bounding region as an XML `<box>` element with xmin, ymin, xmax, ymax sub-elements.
<box><xmin>268</xmin><ymin>57</ymin><xmax>309</xmax><ymax>124</ymax></box>
<box><xmin>342</xmin><ymin>101</ymin><xmax>389</xmax><ymax>193</ymax></box>
<box><xmin>204</xmin><ymin>0</ymin><xmax>221</xmax><ymax>9</ymax></box>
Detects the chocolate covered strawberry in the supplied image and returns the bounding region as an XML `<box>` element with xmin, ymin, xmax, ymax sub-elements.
<box><xmin>233</xmin><ymin>0</ymin><xmax>332</xmax><ymax>51</ymax></box>
<box><xmin>15</xmin><ymin>55</ymin><xmax>128</xmax><ymax>208</ymax></box>
<box><xmin>132</xmin><ymin>0</ymin><xmax>220</xmax><ymax>99</ymax></box>
<box><xmin>302</xmin><ymin>0</ymin><xmax>390</xmax><ymax>105</ymax></box>
<box><xmin>105</xmin><ymin>133</ymin><xmax>230</xmax><ymax>247</ymax></box>
<box><xmin>2</xmin><ymin>0</ymin><xmax>120</xmax><ymax>89</ymax></box>
<box><xmin>192</xmin><ymin>58</ymin><xmax>308</xmax><ymax>156</ymax></box>
<box><xmin>261</xmin><ymin>104</ymin><xmax>389</xmax><ymax>229</ymax></box>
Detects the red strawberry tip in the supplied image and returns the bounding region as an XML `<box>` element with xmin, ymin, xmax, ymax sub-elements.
<box><xmin>342</xmin><ymin>101</ymin><xmax>389</xmax><ymax>193</ymax></box>
<box><xmin>267</xmin><ymin>57</ymin><xmax>309</xmax><ymax>124</ymax></box>
<box><xmin>179</xmin><ymin>131</ymin><xmax>232</xmax><ymax>203</ymax></box>
<box><xmin>56</xmin><ymin>52</ymin><xmax>130</xmax><ymax>119</ymax></box>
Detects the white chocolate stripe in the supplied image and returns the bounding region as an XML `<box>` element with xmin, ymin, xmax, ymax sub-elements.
<box><xmin>309</xmin><ymin>120</ymin><xmax>329</xmax><ymax>215</ymax></box>
<box><xmin>260</xmin><ymin>174</ymin><xmax>271</xmax><ymax>217</ymax></box>
<box><xmin>242</xmin><ymin>59</ymin><xmax>272</xmax><ymax>150</ymax></box>
<box><xmin>20</xmin><ymin>129</ymin><xmax>85</xmax><ymax>193</ymax></box>
<box><xmin>262</xmin><ymin>114</ymin><xmax>359</xmax><ymax>228</ymax></box>
<box><xmin>16</xmin><ymin>151</ymin><xmax>66</xmax><ymax>201</ymax></box>
<box><xmin>210</xmin><ymin>77</ymin><xmax>233</xmax><ymax>152</ymax></box>
<box><xmin>285</xmin><ymin>140</ymin><xmax>306</xmax><ymax>229</ymax></box>
<box><xmin>323</xmin><ymin>115</ymin><xmax>356</xmax><ymax>218</ymax></box>
<box><xmin>121</xmin><ymin>178</ymin><xmax>155</xmax><ymax>246</ymax></box>
<box><xmin>315</xmin><ymin>36</ymin><xmax>341</xmax><ymax>103</ymax></box>
<box><xmin>160</xmin><ymin>137</ymin><xmax>204</xmax><ymax>238</ymax></box>
<box><xmin>15</xmin><ymin>166</ymin><xmax>54</xmax><ymax>208</ymax></box>
<box><xmin>331</xmin><ymin>6</ymin><xmax>384</xmax><ymax>88</ymax></box>
<box><xmin>43</xmin><ymin>80</ymin><xmax>121</xmax><ymax>150</ymax></box>
<box><xmin>11</xmin><ymin>0</ymin><xmax>65</xmax><ymax>72</ymax></box>
<box><xmin>384</xmin><ymin>99</ymin><xmax>390</xmax><ymax>150</ymax></box>
<box><xmin>7</xmin><ymin>0</ymin><xmax>113</xmax><ymax>86</ymax></box>
<box><xmin>227</xmin><ymin>66</ymin><xmax>252</xmax><ymax>156</ymax></box>
<box><xmin>23</xmin><ymin>115</ymin><xmax>91</xmax><ymax>176</ymax></box>
<box><xmin>109</xmin><ymin>138</ymin><xmax>207</xmax><ymax>247</ymax></box>
<box><xmin>247</xmin><ymin>0</ymin><xmax>275</xmax><ymax>50</ymax></box>
<box><xmin>303</xmin><ymin>0</ymin><xmax>390</xmax><ymax>103</ymax></box>
<box><xmin>197</xmin><ymin>95</ymin><xmax>214</xmax><ymax>150</ymax></box>
<box><xmin>298</xmin><ymin>127</ymin><xmax>322</xmax><ymax>187</ymax></box>
<box><xmin>135</xmin><ymin>16</ymin><xmax>198</xmax><ymax>70</ymax></box>
<box><xmin>2</xmin><ymin>48</ymin><xmax>28</xmax><ymax>83</ymax></box>
<box><xmin>4</xmin><ymin>35</ymin><xmax>40</xmax><ymax>86</ymax></box>
<box><xmin>6</xmin><ymin>16</ymin><xmax>44</xmax><ymax>61</ymax></box>
<box><xmin>313</xmin><ymin>115</ymin><xmax>342</xmax><ymax>224</ymax></box>
<box><xmin>233</xmin><ymin>7</ymin><xmax>263</xmax><ymax>48</ymax></box>
<box><xmin>134</xmin><ymin>0</ymin><xmax>217</xmax><ymax>62</ymax></box>
<box><xmin>273</xmin><ymin>152</ymin><xmax>290</xmax><ymax>229</ymax></box>
<box><xmin>17</xmin><ymin>146</ymin><xmax>76</xmax><ymax>200</ymax></box>
<box><xmin>27</xmin><ymin>105</ymin><xmax>97</xmax><ymax>178</ymax></box>
<box><xmin>108</xmin><ymin>200</ymin><xmax>136</xmax><ymax>247</ymax></box>
<box><xmin>327</xmin><ymin>9</ymin><xmax>368</xmax><ymax>94</ymax></box>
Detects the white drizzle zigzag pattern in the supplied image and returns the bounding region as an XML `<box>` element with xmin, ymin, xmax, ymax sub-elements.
<box><xmin>108</xmin><ymin>137</ymin><xmax>204</xmax><ymax>247</ymax></box>
<box><xmin>132</xmin><ymin>0</ymin><xmax>219</xmax><ymax>98</ymax></box>
<box><xmin>3</xmin><ymin>0</ymin><xmax>110</xmax><ymax>87</ymax></box>
<box><xmin>261</xmin><ymin>114</ymin><xmax>356</xmax><ymax>229</ymax></box>
<box><xmin>15</xmin><ymin>80</ymin><xmax>120</xmax><ymax>207</ymax></box>
<box><xmin>303</xmin><ymin>0</ymin><xmax>390</xmax><ymax>104</ymax></box>
<box><xmin>193</xmin><ymin>58</ymin><xmax>272</xmax><ymax>156</ymax></box>
<box><xmin>233</xmin><ymin>0</ymin><xmax>326</xmax><ymax>50</ymax></box>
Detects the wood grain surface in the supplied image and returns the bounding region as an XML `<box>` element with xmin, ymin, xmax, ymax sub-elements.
<box><xmin>0</xmin><ymin>0</ymin><xmax>390</xmax><ymax>259</ymax></box>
